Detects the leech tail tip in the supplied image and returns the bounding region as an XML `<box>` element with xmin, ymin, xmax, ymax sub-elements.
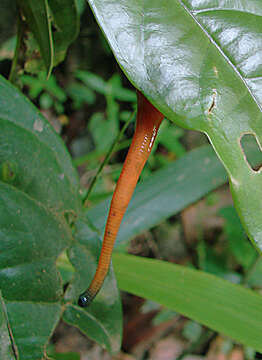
<box><xmin>78</xmin><ymin>290</ymin><xmax>95</xmax><ymax>307</ymax></box>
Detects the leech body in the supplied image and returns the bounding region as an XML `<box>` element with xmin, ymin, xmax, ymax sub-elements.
<box><xmin>78</xmin><ymin>91</ymin><xmax>164</xmax><ymax>307</ymax></box>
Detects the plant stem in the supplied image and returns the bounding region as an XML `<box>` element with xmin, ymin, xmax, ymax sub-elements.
<box><xmin>45</xmin><ymin>0</ymin><xmax>54</xmax><ymax>79</ymax></box>
<box><xmin>9</xmin><ymin>14</ymin><xmax>23</xmax><ymax>84</ymax></box>
<box><xmin>83</xmin><ymin>109</ymin><xmax>137</xmax><ymax>207</ymax></box>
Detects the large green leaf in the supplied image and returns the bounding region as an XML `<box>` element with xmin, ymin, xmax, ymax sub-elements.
<box><xmin>6</xmin><ymin>302</ymin><xmax>61</xmax><ymax>360</ymax></box>
<box><xmin>86</xmin><ymin>141</ymin><xmax>262</xmax><ymax>248</ymax></box>
<box><xmin>0</xmin><ymin>76</ymin><xmax>70</xmax><ymax>359</ymax></box>
<box><xmin>0</xmin><ymin>75</ymin><xmax>80</xmax><ymax>214</ymax></box>
<box><xmin>87</xmin><ymin>0</ymin><xmax>262</xmax><ymax>252</ymax></box>
<box><xmin>114</xmin><ymin>253</ymin><xmax>262</xmax><ymax>352</ymax></box>
<box><xmin>0</xmin><ymin>182</ymin><xmax>69</xmax><ymax>359</ymax></box>
<box><xmin>0</xmin><ymin>75</ymin><xmax>122</xmax><ymax>357</ymax></box>
<box><xmin>0</xmin><ymin>183</ymin><xmax>72</xmax><ymax>303</ymax></box>
<box><xmin>63</xmin><ymin>218</ymin><xmax>122</xmax><ymax>354</ymax></box>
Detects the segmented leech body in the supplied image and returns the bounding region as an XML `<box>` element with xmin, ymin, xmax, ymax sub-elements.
<box><xmin>78</xmin><ymin>91</ymin><xmax>164</xmax><ymax>307</ymax></box>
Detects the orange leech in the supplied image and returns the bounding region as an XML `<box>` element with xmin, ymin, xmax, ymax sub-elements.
<box><xmin>78</xmin><ymin>91</ymin><xmax>164</xmax><ymax>307</ymax></box>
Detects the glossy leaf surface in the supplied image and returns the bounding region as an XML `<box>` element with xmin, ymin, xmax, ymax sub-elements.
<box><xmin>87</xmin><ymin>0</ymin><xmax>262</xmax><ymax>251</ymax></box>
<box><xmin>114</xmin><ymin>253</ymin><xmax>262</xmax><ymax>352</ymax></box>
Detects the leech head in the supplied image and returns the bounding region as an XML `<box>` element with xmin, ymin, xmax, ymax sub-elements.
<box><xmin>78</xmin><ymin>290</ymin><xmax>95</xmax><ymax>307</ymax></box>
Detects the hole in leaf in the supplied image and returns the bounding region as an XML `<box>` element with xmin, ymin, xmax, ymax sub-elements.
<box><xmin>240</xmin><ymin>133</ymin><xmax>262</xmax><ymax>172</ymax></box>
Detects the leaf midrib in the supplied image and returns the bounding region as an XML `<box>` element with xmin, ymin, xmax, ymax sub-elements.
<box><xmin>178</xmin><ymin>0</ymin><xmax>262</xmax><ymax>113</ymax></box>
<box><xmin>112</xmin><ymin>1</ymin><xmax>262</xmax><ymax>113</ymax></box>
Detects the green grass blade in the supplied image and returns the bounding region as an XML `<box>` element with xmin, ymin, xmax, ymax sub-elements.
<box><xmin>114</xmin><ymin>253</ymin><xmax>262</xmax><ymax>352</ymax></box>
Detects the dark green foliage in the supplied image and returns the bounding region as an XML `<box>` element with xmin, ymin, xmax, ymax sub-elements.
<box><xmin>1</xmin><ymin>1</ymin><xmax>262</xmax><ymax>358</ymax></box>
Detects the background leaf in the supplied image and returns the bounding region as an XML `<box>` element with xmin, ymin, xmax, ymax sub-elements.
<box><xmin>18</xmin><ymin>0</ymin><xmax>80</xmax><ymax>73</ymax></box>
<box><xmin>18</xmin><ymin>0</ymin><xmax>54</xmax><ymax>73</ymax></box>
<box><xmin>49</xmin><ymin>0</ymin><xmax>80</xmax><ymax>64</ymax></box>
<box><xmin>86</xmin><ymin>140</ymin><xmax>262</xmax><ymax>248</ymax></box>
<box><xmin>219</xmin><ymin>206</ymin><xmax>257</xmax><ymax>269</ymax></box>
<box><xmin>0</xmin><ymin>292</ymin><xmax>15</xmax><ymax>360</ymax></box>
<box><xmin>114</xmin><ymin>253</ymin><xmax>262</xmax><ymax>352</ymax></box>
<box><xmin>87</xmin><ymin>0</ymin><xmax>262</xmax><ymax>252</ymax></box>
